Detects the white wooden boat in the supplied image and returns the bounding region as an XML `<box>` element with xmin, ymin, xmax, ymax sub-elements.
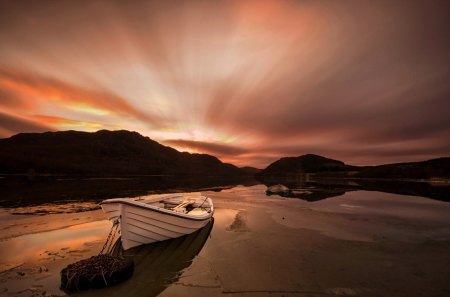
<box><xmin>80</xmin><ymin>220</ymin><xmax>214</xmax><ymax>297</ymax></box>
<box><xmin>100</xmin><ymin>193</ymin><xmax>214</xmax><ymax>250</ymax></box>
<box><xmin>266</xmin><ymin>184</ymin><xmax>289</xmax><ymax>195</ymax></box>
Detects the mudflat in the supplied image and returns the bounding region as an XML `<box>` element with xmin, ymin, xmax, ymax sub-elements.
<box><xmin>1</xmin><ymin>185</ymin><xmax>449</xmax><ymax>297</ymax></box>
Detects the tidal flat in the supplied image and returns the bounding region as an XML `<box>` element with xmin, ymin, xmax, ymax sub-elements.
<box><xmin>1</xmin><ymin>185</ymin><xmax>450</xmax><ymax>297</ymax></box>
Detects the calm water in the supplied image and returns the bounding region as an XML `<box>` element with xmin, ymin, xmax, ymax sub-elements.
<box><xmin>1</xmin><ymin>180</ymin><xmax>450</xmax><ymax>297</ymax></box>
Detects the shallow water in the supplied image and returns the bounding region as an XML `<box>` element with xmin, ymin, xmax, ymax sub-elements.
<box><xmin>1</xmin><ymin>184</ymin><xmax>450</xmax><ymax>296</ymax></box>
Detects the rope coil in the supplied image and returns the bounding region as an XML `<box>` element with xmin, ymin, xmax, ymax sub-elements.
<box><xmin>60</xmin><ymin>217</ymin><xmax>134</xmax><ymax>292</ymax></box>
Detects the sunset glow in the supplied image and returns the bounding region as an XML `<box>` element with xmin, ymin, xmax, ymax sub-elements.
<box><xmin>0</xmin><ymin>0</ymin><xmax>449</xmax><ymax>167</ymax></box>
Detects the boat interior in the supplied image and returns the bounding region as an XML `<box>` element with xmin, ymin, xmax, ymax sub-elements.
<box><xmin>139</xmin><ymin>195</ymin><xmax>213</xmax><ymax>215</ymax></box>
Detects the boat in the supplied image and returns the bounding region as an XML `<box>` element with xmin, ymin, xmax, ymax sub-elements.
<box><xmin>79</xmin><ymin>220</ymin><xmax>214</xmax><ymax>297</ymax></box>
<box><xmin>266</xmin><ymin>184</ymin><xmax>290</xmax><ymax>195</ymax></box>
<box><xmin>100</xmin><ymin>193</ymin><xmax>214</xmax><ymax>250</ymax></box>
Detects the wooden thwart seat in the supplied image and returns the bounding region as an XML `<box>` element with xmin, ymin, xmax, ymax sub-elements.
<box><xmin>174</xmin><ymin>199</ymin><xmax>195</xmax><ymax>209</ymax></box>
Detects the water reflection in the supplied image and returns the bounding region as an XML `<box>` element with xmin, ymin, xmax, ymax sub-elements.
<box><xmin>0</xmin><ymin>220</ymin><xmax>109</xmax><ymax>265</ymax></box>
<box><xmin>260</xmin><ymin>178</ymin><xmax>450</xmax><ymax>202</ymax></box>
<box><xmin>266</xmin><ymin>185</ymin><xmax>348</xmax><ymax>202</ymax></box>
<box><xmin>0</xmin><ymin>220</ymin><xmax>110</xmax><ymax>296</ymax></box>
<box><xmin>1</xmin><ymin>174</ymin><xmax>448</xmax><ymax>211</ymax></box>
<box><xmin>74</xmin><ymin>219</ymin><xmax>214</xmax><ymax>297</ymax></box>
<box><xmin>0</xmin><ymin>175</ymin><xmax>257</xmax><ymax>207</ymax></box>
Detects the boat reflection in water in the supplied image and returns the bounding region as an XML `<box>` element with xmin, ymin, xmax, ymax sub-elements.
<box><xmin>75</xmin><ymin>218</ymin><xmax>214</xmax><ymax>297</ymax></box>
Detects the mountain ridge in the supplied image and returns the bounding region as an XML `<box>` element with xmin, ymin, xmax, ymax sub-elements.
<box><xmin>258</xmin><ymin>154</ymin><xmax>360</xmax><ymax>176</ymax></box>
<box><xmin>257</xmin><ymin>153</ymin><xmax>450</xmax><ymax>180</ymax></box>
<box><xmin>0</xmin><ymin>130</ymin><xmax>448</xmax><ymax>179</ymax></box>
<box><xmin>0</xmin><ymin>130</ymin><xmax>248</xmax><ymax>176</ymax></box>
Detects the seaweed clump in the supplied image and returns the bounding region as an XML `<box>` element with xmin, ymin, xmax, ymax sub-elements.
<box><xmin>61</xmin><ymin>254</ymin><xmax>134</xmax><ymax>292</ymax></box>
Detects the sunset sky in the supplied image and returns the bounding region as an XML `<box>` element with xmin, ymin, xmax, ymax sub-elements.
<box><xmin>0</xmin><ymin>0</ymin><xmax>449</xmax><ymax>168</ymax></box>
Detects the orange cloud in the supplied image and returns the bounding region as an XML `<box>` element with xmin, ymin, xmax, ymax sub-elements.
<box><xmin>0</xmin><ymin>67</ymin><xmax>161</xmax><ymax>126</ymax></box>
<box><xmin>0</xmin><ymin>111</ymin><xmax>53</xmax><ymax>138</ymax></box>
<box><xmin>32</xmin><ymin>114</ymin><xmax>103</xmax><ymax>130</ymax></box>
<box><xmin>163</xmin><ymin>139</ymin><xmax>249</xmax><ymax>156</ymax></box>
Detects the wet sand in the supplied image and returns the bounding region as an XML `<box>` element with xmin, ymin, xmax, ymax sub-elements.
<box><xmin>1</xmin><ymin>185</ymin><xmax>450</xmax><ymax>296</ymax></box>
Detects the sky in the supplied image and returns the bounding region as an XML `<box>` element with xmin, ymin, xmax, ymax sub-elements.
<box><xmin>0</xmin><ymin>0</ymin><xmax>449</xmax><ymax>168</ymax></box>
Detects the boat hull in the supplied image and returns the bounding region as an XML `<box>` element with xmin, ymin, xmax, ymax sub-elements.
<box><xmin>101</xmin><ymin>196</ymin><xmax>213</xmax><ymax>250</ymax></box>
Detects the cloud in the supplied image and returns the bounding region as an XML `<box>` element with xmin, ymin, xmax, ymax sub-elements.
<box><xmin>0</xmin><ymin>111</ymin><xmax>53</xmax><ymax>138</ymax></box>
<box><xmin>31</xmin><ymin>115</ymin><xmax>104</xmax><ymax>130</ymax></box>
<box><xmin>0</xmin><ymin>0</ymin><xmax>449</xmax><ymax>167</ymax></box>
<box><xmin>163</xmin><ymin>139</ymin><xmax>249</xmax><ymax>156</ymax></box>
<box><xmin>0</xmin><ymin>67</ymin><xmax>161</xmax><ymax>126</ymax></box>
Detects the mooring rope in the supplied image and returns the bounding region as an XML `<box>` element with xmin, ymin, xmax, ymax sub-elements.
<box><xmin>60</xmin><ymin>216</ymin><xmax>134</xmax><ymax>292</ymax></box>
<box><xmin>198</xmin><ymin>195</ymin><xmax>209</xmax><ymax>211</ymax></box>
<box><xmin>99</xmin><ymin>218</ymin><xmax>120</xmax><ymax>255</ymax></box>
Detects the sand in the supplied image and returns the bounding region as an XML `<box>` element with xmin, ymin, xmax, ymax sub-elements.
<box><xmin>1</xmin><ymin>185</ymin><xmax>450</xmax><ymax>297</ymax></box>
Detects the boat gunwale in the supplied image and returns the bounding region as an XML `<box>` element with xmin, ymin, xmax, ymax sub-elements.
<box><xmin>101</xmin><ymin>197</ymin><xmax>214</xmax><ymax>221</ymax></box>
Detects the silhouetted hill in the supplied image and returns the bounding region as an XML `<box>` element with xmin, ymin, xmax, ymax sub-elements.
<box><xmin>356</xmin><ymin>157</ymin><xmax>450</xmax><ymax>179</ymax></box>
<box><xmin>240</xmin><ymin>166</ymin><xmax>261</xmax><ymax>175</ymax></box>
<box><xmin>257</xmin><ymin>154</ymin><xmax>450</xmax><ymax>180</ymax></box>
<box><xmin>0</xmin><ymin>130</ymin><xmax>246</xmax><ymax>176</ymax></box>
<box><xmin>257</xmin><ymin>154</ymin><xmax>359</xmax><ymax>178</ymax></box>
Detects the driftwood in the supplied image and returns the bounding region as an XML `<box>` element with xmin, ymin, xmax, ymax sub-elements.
<box><xmin>60</xmin><ymin>254</ymin><xmax>133</xmax><ymax>292</ymax></box>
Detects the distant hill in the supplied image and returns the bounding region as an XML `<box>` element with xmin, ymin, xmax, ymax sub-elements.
<box><xmin>257</xmin><ymin>154</ymin><xmax>359</xmax><ymax>178</ymax></box>
<box><xmin>356</xmin><ymin>157</ymin><xmax>450</xmax><ymax>179</ymax></box>
<box><xmin>257</xmin><ymin>154</ymin><xmax>449</xmax><ymax>180</ymax></box>
<box><xmin>240</xmin><ymin>166</ymin><xmax>261</xmax><ymax>175</ymax></box>
<box><xmin>0</xmin><ymin>130</ymin><xmax>247</xmax><ymax>176</ymax></box>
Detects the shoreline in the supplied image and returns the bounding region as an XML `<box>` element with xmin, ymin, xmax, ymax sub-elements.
<box><xmin>0</xmin><ymin>209</ymin><xmax>106</xmax><ymax>242</ymax></box>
